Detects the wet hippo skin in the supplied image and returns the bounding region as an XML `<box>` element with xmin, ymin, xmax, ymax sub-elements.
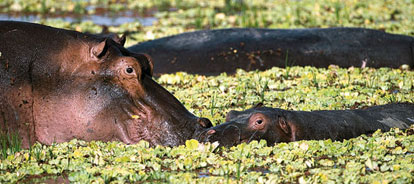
<box><xmin>0</xmin><ymin>21</ymin><xmax>212</xmax><ymax>148</ymax></box>
<box><xmin>129</xmin><ymin>28</ymin><xmax>414</xmax><ymax>75</ymax></box>
<box><xmin>201</xmin><ymin>103</ymin><xmax>414</xmax><ymax>147</ymax></box>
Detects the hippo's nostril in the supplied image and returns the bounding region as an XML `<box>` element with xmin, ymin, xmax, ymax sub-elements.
<box><xmin>197</xmin><ymin>129</ymin><xmax>213</xmax><ymax>143</ymax></box>
<box><xmin>207</xmin><ymin>129</ymin><xmax>216</xmax><ymax>135</ymax></box>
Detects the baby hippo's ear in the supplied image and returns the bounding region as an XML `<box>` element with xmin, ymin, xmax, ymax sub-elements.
<box><xmin>91</xmin><ymin>39</ymin><xmax>108</xmax><ymax>59</ymax></box>
<box><xmin>278</xmin><ymin>115</ymin><xmax>291</xmax><ymax>135</ymax></box>
<box><xmin>277</xmin><ymin>115</ymin><xmax>297</xmax><ymax>142</ymax></box>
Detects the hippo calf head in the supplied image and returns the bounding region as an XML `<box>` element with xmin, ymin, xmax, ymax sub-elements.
<box><xmin>0</xmin><ymin>21</ymin><xmax>212</xmax><ymax>147</ymax></box>
<box><xmin>200</xmin><ymin>104</ymin><xmax>296</xmax><ymax>147</ymax></box>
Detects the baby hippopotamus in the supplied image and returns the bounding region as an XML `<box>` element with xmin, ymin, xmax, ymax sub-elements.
<box><xmin>201</xmin><ymin>103</ymin><xmax>414</xmax><ymax>147</ymax></box>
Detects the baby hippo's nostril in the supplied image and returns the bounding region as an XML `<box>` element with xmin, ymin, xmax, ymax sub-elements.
<box><xmin>207</xmin><ymin>129</ymin><xmax>216</xmax><ymax>135</ymax></box>
<box><xmin>198</xmin><ymin>128</ymin><xmax>215</xmax><ymax>143</ymax></box>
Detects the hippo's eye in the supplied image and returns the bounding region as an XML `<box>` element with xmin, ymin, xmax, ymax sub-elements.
<box><xmin>126</xmin><ymin>67</ymin><xmax>134</xmax><ymax>74</ymax></box>
<box><xmin>255</xmin><ymin>119</ymin><xmax>263</xmax><ymax>125</ymax></box>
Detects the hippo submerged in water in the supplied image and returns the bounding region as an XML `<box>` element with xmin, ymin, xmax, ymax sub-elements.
<box><xmin>129</xmin><ymin>28</ymin><xmax>414</xmax><ymax>75</ymax></box>
<box><xmin>201</xmin><ymin>103</ymin><xmax>414</xmax><ymax>147</ymax></box>
<box><xmin>0</xmin><ymin>21</ymin><xmax>212</xmax><ymax>148</ymax></box>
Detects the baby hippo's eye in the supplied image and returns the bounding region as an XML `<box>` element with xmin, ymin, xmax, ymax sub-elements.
<box><xmin>250</xmin><ymin>113</ymin><xmax>266</xmax><ymax>130</ymax></box>
<box><xmin>125</xmin><ymin>67</ymin><xmax>134</xmax><ymax>74</ymax></box>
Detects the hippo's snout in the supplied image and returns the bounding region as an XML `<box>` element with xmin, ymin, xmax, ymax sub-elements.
<box><xmin>199</xmin><ymin>123</ymin><xmax>242</xmax><ymax>147</ymax></box>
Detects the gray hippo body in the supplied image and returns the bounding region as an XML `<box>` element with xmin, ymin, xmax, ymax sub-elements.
<box><xmin>129</xmin><ymin>28</ymin><xmax>414</xmax><ymax>75</ymax></box>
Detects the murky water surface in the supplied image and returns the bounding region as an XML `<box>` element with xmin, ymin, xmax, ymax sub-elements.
<box><xmin>21</xmin><ymin>173</ymin><xmax>69</xmax><ymax>184</ymax></box>
<box><xmin>0</xmin><ymin>13</ymin><xmax>157</xmax><ymax>26</ymax></box>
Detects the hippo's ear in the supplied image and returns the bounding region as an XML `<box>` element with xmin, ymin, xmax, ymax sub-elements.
<box><xmin>100</xmin><ymin>33</ymin><xmax>126</xmax><ymax>46</ymax></box>
<box><xmin>135</xmin><ymin>53</ymin><xmax>154</xmax><ymax>76</ymax></box>
<box><xmin>113</xmin><ymin>34</ymin><xmax>126</xmax><ymax>46</ymax></box>
<box><xmin>91</xmin><ymin>39</ymin><xmax>108</xmax><ymax>59</ymax></box>
<box><xmin>278</xmin><ymin>115</ymin><xmax>291</xmax><ymax>135</ymax></box>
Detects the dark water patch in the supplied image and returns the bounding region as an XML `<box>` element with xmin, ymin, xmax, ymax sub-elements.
<box><xmin>0</xmin><ymin>13</ymin><xmax>157</xmax><ymax>26</ymax></box>
<box><xmin>198</xmin><ymin>171</ymin><xmax>211</xmax><ymax>178</ymax></box>
<box><xmin>20</xmin><ymin>173</ymin><xmax>69</xmax><ymax>184</ymax></box>
<box><xmin>248</xmin><ymin>167</ymin><xmax>271</xmax><ymax>174</ymax></box>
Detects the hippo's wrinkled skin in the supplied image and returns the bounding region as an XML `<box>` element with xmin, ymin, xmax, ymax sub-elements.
<box><xmin>201</xmin><ymin>103</ymin><xmax>414</xmax><ymax>147</ymax></box>
<box><xmin>129</xmin><ymin>28</ymin><xmax>414</xmax><ymax>75</ymax></box>
<box><xmin>0</xmin><ymin>21</ymin><xmax>211</xmax><ymax>148</ymax></box>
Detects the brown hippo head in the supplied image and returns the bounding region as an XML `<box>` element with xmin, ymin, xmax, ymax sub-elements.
<box><xmin>0</xmin><ymin>21</ymin><xmax>211</xmax><ymax>147</ymax></box>
<box><xmin>200</xmin><ymin>104</ymin><xmax>295</xmax><ymax>147</ymax></box>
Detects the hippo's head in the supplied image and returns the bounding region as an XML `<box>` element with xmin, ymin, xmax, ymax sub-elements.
<box><xmin>200</xmin><ymin>104</ymin><xmax>296</xmax><ymax>147</ymax></box>
<box><xmin>30</xmin><ymin>33</ymin><xmax>212</xmax><ymax>147</ymax></box>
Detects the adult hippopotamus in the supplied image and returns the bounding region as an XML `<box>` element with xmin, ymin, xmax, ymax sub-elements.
<box><xmin>129</xmin><ymin>28</ymin><xmax>414</xmax><ymax>75</ymax></box>
<box><xmin>201</xmin><ymin>103</ymin><xmax>414</xmax><ymax>147</ymax></box>
<box><xmin>0</xmin><ymin>21</ymin><xmax>211</xmax><ymax>148</ymax></box>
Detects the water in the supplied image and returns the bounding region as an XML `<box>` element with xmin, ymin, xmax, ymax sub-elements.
<box><xmin>0</xmin><ymin>14</ymin><xmax>157</xmax><ymax>26</ymax></box>
<box><xmin>20</xmin><ymin>173</ymin><xmax>69</xmax><ymax>184</ymax></box>
<box><xmin>198</xmin><ymin>171</ymin><xmax>211</xmax><ymax>178</ymax></box>
<box><xmin>0</xmin><ymin>14</ymin><xmax>38</xmax><ymax>22</ymax></box>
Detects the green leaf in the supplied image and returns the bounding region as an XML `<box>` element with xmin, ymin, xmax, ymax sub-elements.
<box><xmin>185</xmin><ymin>139</ymin><xmax>199</xmax><ymax>150</ymax></box>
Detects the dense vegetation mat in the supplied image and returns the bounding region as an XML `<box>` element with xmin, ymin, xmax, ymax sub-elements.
<box><xmin>1</xmin><ymin>66</ymin><xmax>414</xmax><ymax>183</ymax></box>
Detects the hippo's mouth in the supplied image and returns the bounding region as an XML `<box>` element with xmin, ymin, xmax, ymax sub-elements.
<box><xmin>125</xmin><ymin>117</ymin><xmax>144</xmax><ymax>142</ymax></box>
<box><xmin>121</xmin><ymin>114</ymin><xmax>164</xmax><ymax>146</ymax></box>
<box><xmin>118</xmin><ymin>98</ymin><xmax>211</xmax><ymax>147</ymax></box>
<box><xmin>240</xmin><ymin>139</ymin><xmax>250</xmax><ymax>143</ymax></box>
<box><xmin>119</xmin><ymin>103</ymin><xmax>161</xmax><ymax>145</ymax></box>
<box><xmin>239</xmin><ymin>131</ymin><xmax>261</xmax><ymax>144</ymax></box>
<box><xmin>121</xmin><ymin>102</ymin><xmax>190</xmax><ymax>146</ymax></box>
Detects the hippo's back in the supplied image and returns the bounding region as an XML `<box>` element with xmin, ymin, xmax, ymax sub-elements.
<box><xmin>290</xmin><ymin>103</ymin><xmax>414</xmax><ymax>141</ymax></box>
<box><xmin>360</xmin><ymin>103</ymin><xmax>414</xmax><ymax>129</ymax></box>
<box><xmin>129</xmin><ymin>28</ymin><xmax>414</xmax><ymax>75</ymax></box>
